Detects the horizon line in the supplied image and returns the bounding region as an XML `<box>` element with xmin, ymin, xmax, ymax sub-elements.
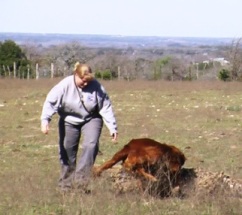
<box><xmin>0</xmin><ymin>32</ymin><xmax>236</xmax><ymax>39</ymax></box>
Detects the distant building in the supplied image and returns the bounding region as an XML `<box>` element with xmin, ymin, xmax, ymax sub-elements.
<box><xmin>212</xmin><ymin>58</ymin><xmax>230</xmax><ymax>66</ymax></box>
<box><xmin>202</xmin><ymin>60</ymin><xmax>209</xmax><ymax>65</ymax></box>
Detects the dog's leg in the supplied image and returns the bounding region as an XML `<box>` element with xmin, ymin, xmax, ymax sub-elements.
<box><xmin>94</xmin><ymin>148</ymin><xmax>128</xmax><ymax>176</ymax></box>
<box><xmin>94</xmin><ymin>159</ymin><xmax>119</xmax><ymax>176</ymax></box>
<box><xmin>136</xmin><ymin>168</ymin><xmax>158</xmax><ymax>182</ymax></box>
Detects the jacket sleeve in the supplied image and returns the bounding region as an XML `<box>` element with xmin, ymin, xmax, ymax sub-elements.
<box><xmin>40</xmin><ymin>83</ymin><xmax>64</xmax><ymax>126</ymax></box>
<box><xmin>97</xmin><ymin>84</ymin><xmax>118</xmax><ymax>135</ymax></box>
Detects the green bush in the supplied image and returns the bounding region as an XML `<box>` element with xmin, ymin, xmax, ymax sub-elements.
<box><xmin>218</xmin><ymin>69</ymin><xmax>230</xmax><ymax>81</ymax></box>
<box><xmin>94</xmin><ymin>71</ymin><xmax>102</xmax><ymax>79</ymax></box>
<box><xmin>94</xmin><ymin>69</ymin><xmax>112</xmax><ymax>80</ymax></box>
<box><xmin>102</xmin><ymin>70</ymin><xmax>112</xmax><ymax>80</ymax></box>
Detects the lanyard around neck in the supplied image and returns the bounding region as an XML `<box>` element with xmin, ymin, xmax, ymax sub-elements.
<box><xmin>74</xmin><ymin>75</ymin><xmax>93</xmax><ymax>114</ymax></box>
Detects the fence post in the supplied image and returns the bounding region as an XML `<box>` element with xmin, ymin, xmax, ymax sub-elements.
<box><xmin>3</xmin><ymin>65</ymin><xmax>6</xmax><ymax>77</ymax></box>
<box><xmin>51</xmin><ymin>63</ymin><xmax>54</xmax><ymax>78</ymax></box>
<box><xmin>18</xmin><ymin>68</ymin><xmax>20</xmax><ymax>79</ymax></box>
<box><xmin>27</xmin><ymin>64</ymin><xmax>30</xmax><ymax>80</ymax></box>
<box><xmin>36</xmin><ymin>63</ymin><xmax>39</xmax><ymax>80</ymax></box>
<box><xmin>13</xmin><ymin>62</ymin><xmax>16</xmax><ymax>78</ymax></box>
<box><xmin>118</xmin><ymin>66</ymin><xmax>121</xmax><ymax>80</ymax></box>
<box><xmin>196</xmin><ymin>63</ymin><xmax>199</xmax><ymax>79</ymax></box>
<box><xmin>7</xmin><ymin>66</ymin><xmax>11</xmax><ymax>78</ymax></box>
<box><xmin>63</xmin><ymin>67</ymin><xmax>67</xmax><ymax>77</ymax></box>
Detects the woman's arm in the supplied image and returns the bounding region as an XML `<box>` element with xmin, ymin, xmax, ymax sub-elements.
<box><xmin>40</xmin><ymin>82</ymin><xmax>65</xmax><ymax>133</ymax></box>
<box><xmin>97</xmin><ymin>84</ymin><xmax>118</xmax><ymax>137</ymax></box>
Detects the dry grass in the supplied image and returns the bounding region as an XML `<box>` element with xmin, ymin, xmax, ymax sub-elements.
<box><xmin>0</xmin><ymin>78</ymin><xmax>242</xmax><ymax>215</ymax></box>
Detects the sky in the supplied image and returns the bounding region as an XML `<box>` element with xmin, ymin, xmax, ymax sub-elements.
<box><xmin>1</xmin><ymin>0</ymin><xmax>242</xmax><ymax>38</ymax></box>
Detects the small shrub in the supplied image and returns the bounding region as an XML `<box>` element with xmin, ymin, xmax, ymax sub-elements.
<box><xmin>95</xmin><ymin>69</ymin><xmax>112</xmax><ymax>80</ymax></box>
<box><xmin>226</xmin><ymin>105</ymin><xmax>241</xmax><ymax>112</ymax></box>
<box><xmin>102</xmin><ymin>69</ymin><xmax>112</xmax><ymax>80</ymax></box>
<box><xmin>94</xmin><ymin>71</ymin><xmax>102</xmax><ymax>79</ymax></box>
<box><xmin>218</xmin><ymin>69</ymin><xmax>230</xmax><ymax>81</ymax></box>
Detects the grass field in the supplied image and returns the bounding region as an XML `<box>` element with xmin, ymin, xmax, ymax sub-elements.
<box><xmin>0</xmin><ymin>78</ymin><xmax>242</xmax><ymax>215</ymax></box>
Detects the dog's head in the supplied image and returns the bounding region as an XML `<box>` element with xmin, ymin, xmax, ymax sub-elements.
<box><xmin>168</xmin><ymin>146</ymin><xmax>186</xmax><ymax>172</ymax></box>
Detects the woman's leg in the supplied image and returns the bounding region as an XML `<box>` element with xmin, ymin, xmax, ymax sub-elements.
<box><xmin>58</xmin><ymin>119</ymin><xmax>81</xmax><ymax>189</ymax></box>
<box><xmin>75</xmin><ymin>117</ymin><xmax>103</xmax><ymax>186</ymax></box>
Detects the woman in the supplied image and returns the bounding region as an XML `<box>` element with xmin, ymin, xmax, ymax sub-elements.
<box><xmin>40</xmin><ymin>62</ymin><xmax>118</xmax><ymax>192</ymax></box>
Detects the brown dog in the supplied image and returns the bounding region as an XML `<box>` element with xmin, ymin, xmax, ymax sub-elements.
<box><xmin>94</xmin><ymin>138</ymin><xmax>186</xmax><ymax>182</ymax></box>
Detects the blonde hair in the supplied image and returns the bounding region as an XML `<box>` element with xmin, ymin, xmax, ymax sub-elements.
<box><xmin>74</xmin><ymin>62</ymin><xmax>94</xmax><ymax>81</ymax></box>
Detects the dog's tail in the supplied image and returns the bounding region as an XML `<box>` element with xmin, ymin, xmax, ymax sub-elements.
<box><xmin>94</xmin><ymin>145</ymin><xmax>130</xmax><ymax>175</ymax></box>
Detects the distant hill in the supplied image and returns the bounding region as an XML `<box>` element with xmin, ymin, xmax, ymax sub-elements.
<box><xmin>0</xmin><ymin>32</ymin><xmax>233</xmax><ymax>48</ymax></box>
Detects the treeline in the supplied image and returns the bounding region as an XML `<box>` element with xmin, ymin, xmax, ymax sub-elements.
<box><xmin>0</xmin><ymin>39</ymin><xmax>241</xmax><ymax>81</ymax></box>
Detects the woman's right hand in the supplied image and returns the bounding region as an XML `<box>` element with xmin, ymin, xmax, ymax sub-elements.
<box><xmin>111</xmin><ymin>133</ymin><xmax>118</xmax><ymax>143</ymax></box>
<box><xmin>41</xmin><ymin>123</ymin><xmax>49</xmax><ymax>134</ymax></box>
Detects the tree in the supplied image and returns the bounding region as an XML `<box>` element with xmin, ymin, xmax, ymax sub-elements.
<box><xmin>134</xmin><ymin>58</ymin><xmax>153</xmax><ymax>79</ymax></box>
<box><xmin>44</xmin><ymin>42</ymin><xmax>98</xmax><ymax>77</ymax></box>
<box><xmin>0</xmin><ymin>40</ymin><xmax>31</xmax><ymax>77</ymax></box>
<box><xmin>152</xmin><ymin>57</ymin><xmax>170</xmax><ymax>80</ymax></box>
<box><xmin>228</xmin><ymin>38</ymin><xmax>242</xmax><ymax>80</ymax></box>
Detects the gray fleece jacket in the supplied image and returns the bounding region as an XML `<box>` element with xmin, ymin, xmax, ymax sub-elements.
<box><xmin>40</xmin><ymin>75</ymin><xmax>117</xmax><ymax>135</ymax></box>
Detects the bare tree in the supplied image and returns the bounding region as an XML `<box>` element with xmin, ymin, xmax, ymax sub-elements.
<box><xmin>228</xmin><ymin>38</ymin><xmax>242</xmax><ymax>80</ymax></box>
